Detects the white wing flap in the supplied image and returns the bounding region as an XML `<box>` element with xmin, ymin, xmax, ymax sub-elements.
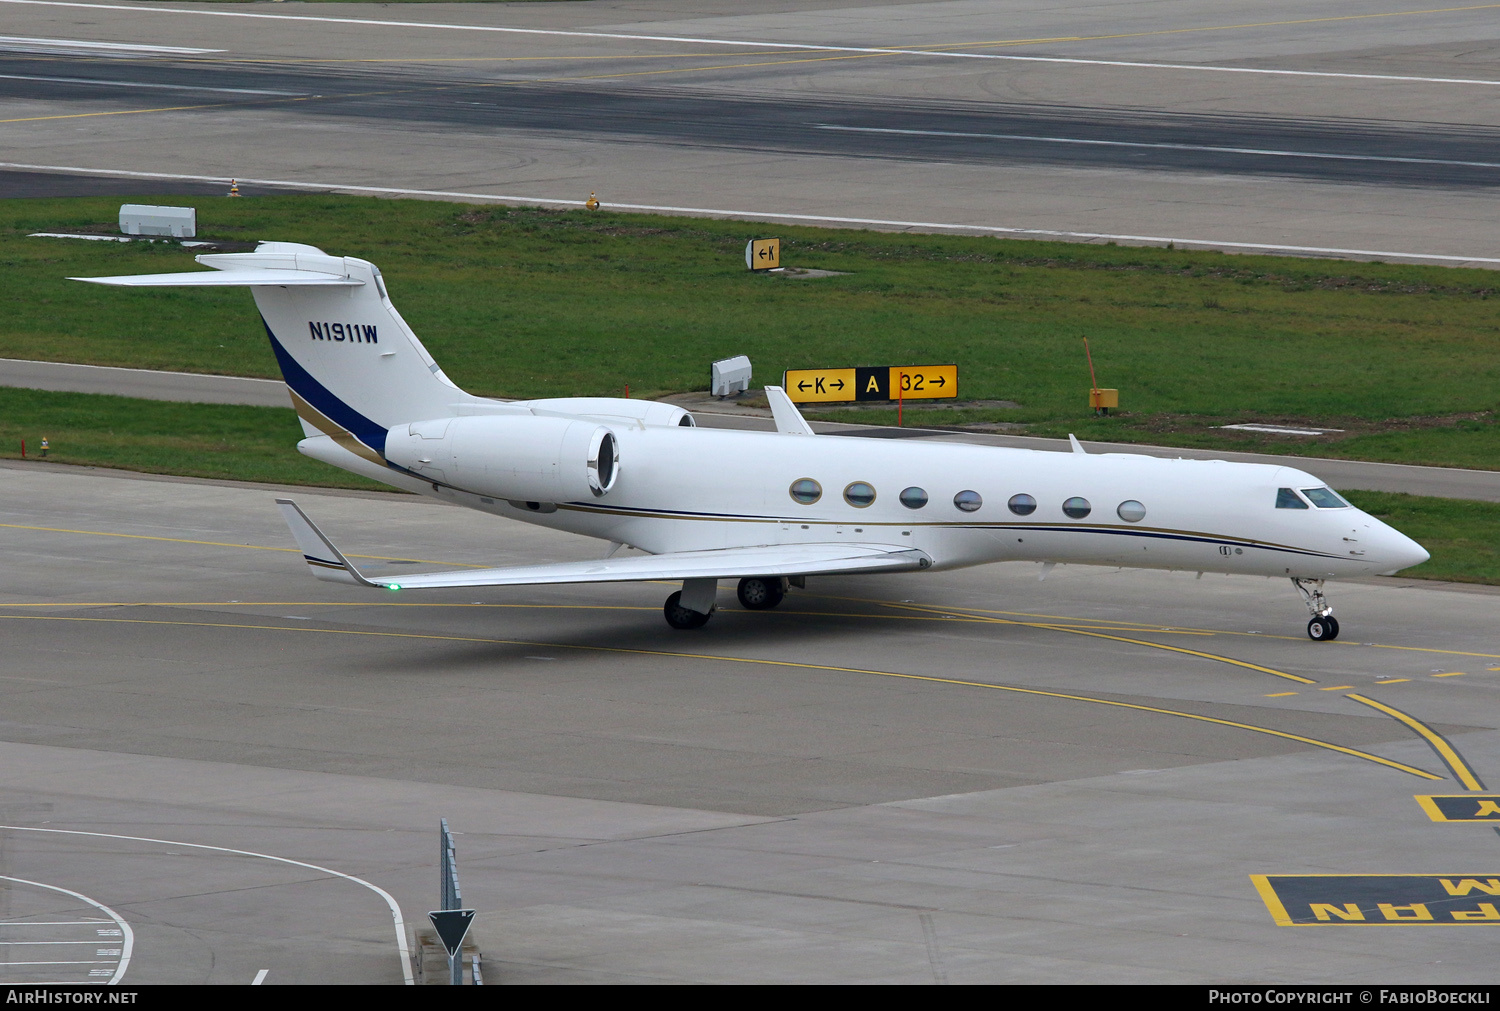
<box><xmin>71</xmin><ymin>269</ymin><xmax>361</xmax><ymax>287</ymax></box>
<box><xmin>275</xmin><ymin>498</ymin><xmax>929</xmax><ymax>589</ymax></box>
<box><xmin>377</xmin><ymin>542</ymin><xmax>929</xmax><ymax>589</ymax></box>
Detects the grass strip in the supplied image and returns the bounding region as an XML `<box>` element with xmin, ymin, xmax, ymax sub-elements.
<box><xmin>0</xmin><ymin>387</ymin><xmax>384</xmax><ymax>489</ymax></box>
<box><xmin>5</xmin><ymin>194</ymin><xmax>1498</xmax><ymax>468</ymax></box>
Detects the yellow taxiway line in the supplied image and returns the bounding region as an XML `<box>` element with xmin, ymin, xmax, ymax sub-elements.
<box><xmin>0</xmin><ymin>610</ymin><xmax>1445</xmax><ymax>782</ymax></box>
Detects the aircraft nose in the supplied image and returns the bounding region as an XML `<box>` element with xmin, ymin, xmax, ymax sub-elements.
<box><xmin>1373</xmin><ymin>525</ymin><xmax>1430</xmax><ymax>574</ymax></box>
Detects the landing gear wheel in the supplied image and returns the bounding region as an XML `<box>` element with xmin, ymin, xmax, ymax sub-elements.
<box><xmin>736</xmin><ymin>577</ymin><xmax>785</xmax><ymax>610</ymax></box>
<box><xmin>1307</xmin><ymin>615</ymin><xmax>1340</xmax><ymax>641</ymax></box>
<box><xmin>663</xmin><ymin>591</ymin><xmax>712</xmax><ymax>630</ymax></box>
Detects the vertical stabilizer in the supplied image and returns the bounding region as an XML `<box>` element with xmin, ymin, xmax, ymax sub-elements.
<box><xmin>235</xmin><ymin>243</ymin><xmax>488</xmax><ymax>463</ymax></box>
<box><xmin>75</xmin><ymin>242</ymin><xmax>493</xmax><ymax>465</ymax></box>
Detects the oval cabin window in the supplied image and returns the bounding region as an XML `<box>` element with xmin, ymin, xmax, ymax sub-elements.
<box><xmin>844</xmin><ymin>482</ymin><xmax>876</xmax><ymax>508</ymax></box>
<box><xmin>789</xmin><ymin>478</ymin><xmax>822</xmax><ymax>505</ymax></box>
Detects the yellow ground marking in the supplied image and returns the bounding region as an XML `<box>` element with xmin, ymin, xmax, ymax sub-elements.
<box><xmin>1266</xmin><ymin>692</ymin><xmax>1299</xmax><ymax>697</ymax></box>
<box><xmin>831</xmin><ymin>593</ymin><xmax>1500</xmax><ymax>660</ymax></box>
<box><xmin>1319</xmin><ymin>685</ymin><xmax>1356</xmax><ymax>691</ymax></box>
<box><xmin>1491</xmin><ymin>667</ymin><xmax>1500</xmax><ymax>671</ymax></box>
<box><xmin>0</xmin><ymin>599</ymin><xmax>1197</xmax><ymax>635</ymax></box>
<box><xmin>0</xmin><ymin>521</ymin><xmax>487</xmax><ymax>567</ymax></box>
<box><xmin>1432</xmin><ymin>672</ymin><xmax>1468</xmax><ymax>678</ymax></box>
<box><xmin>2</xmin><ymin>522</ymin><xmax>1479</xmax><ymax>666</ymax></box>
<box><xmin>1034</xmin><ymin>624</ymin><xmax>1216</xmax><ymax>636</ymax></box>
<box><xmin>1043</xmin><ymin>626</ymin><xmax>1318</xmax><ymax>684</ymax></box>
<box><xmin>829</xmin><ymin>593</ymin><xmax>1319</xmax><ymax>638</ymax></box>
<box><xmin>1251</xmin><ymin>875</ymin><xmax>1297</xmax><ymax>927</ymax></box>
<box><xmin>876</xmin><ymin>599</ymin><xmax>1318</xmax><ymax>685</ymax></box>
<box><xmin>0</xmin><ymin>610</ymin><xmax>1442</xmax><ymax>781</ymax></box>
<box><xmin>0</xmin><ymin>101</ymin><xmax>228</xmax><ymax>124</ymax></box>
<box><xmin>1346</xmin><ymin>694</ymin><xmax>1485</xmax><ymax>791</ymax></box>
<box><xmin>1361</xmin><ymin>643</ymin><xmax>1500</xmax><ymax>660</ymax></box>
<box><xmin>1376</xmin><ymin>679</ymin><xmax>1412</xmax><ymax>684</ymax></box>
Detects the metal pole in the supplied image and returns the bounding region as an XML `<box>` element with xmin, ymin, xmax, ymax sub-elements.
<box><xmin>439</xmin><ymin>818</ymin><xmax>451</xmax><ymax>910</ymax></box>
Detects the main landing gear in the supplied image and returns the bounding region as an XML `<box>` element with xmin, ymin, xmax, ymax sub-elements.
<box><xmin>663</xmin><ymin>591</ymin><xmax>713</xmax><ymax>630</ymax></box>
<box><xmin>1292</xmin><ymin>577</ymin><xmax>1340</xmax><ymax>641</ymax></box>
<box><xmin>736</xmin><ymin>576</ymin><xmax>786</xmax><ymax>610</ymax></box>
<box><xmin>662</xmin><ymin>576</ymin><xmax>790</xmax><ymax>629</ymax></box>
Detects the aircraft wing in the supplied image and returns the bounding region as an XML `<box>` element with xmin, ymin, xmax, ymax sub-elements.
<box><xmin>276</xmin><ymin>498</ymin><xmax>931</xmax><ymax>589</ymax></box>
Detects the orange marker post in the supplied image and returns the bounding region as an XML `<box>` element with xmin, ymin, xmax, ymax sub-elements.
<box><xmin>1083</xmin><ymin>337</ymin><xmax>1117</xmax><ymax>415</ymax></box>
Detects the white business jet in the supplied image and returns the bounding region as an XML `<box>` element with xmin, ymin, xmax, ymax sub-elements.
<box><xmin>76</xmin><ymin>242</ymin><xmax>1429</xmax><ymax>639</ymax></box>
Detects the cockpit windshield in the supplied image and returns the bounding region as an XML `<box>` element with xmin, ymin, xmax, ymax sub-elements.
<box><xmin>1275</xmin><ymin>488</ymin><xmax>1308</xmax><ymax>510</ymax></box>
<box><xmin>1301</xmin><ymin>487</ymin><xmax>1350</xmax><ymax>509</ymax></box>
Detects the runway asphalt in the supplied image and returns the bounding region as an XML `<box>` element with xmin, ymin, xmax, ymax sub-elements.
<box><xmin>1</xmin><ymin>1</ymin><xmax>1498</xmax><ymax>263</ymax></box>
<box><xmin>1</xmin><ymin>461</ymin><xmax>1498</xmax><ymax>983</ymax></box>
<box><xmin>5</xmin><ymin>56</ymin><xmax>1497</xmax><ymax>190</ymax></box>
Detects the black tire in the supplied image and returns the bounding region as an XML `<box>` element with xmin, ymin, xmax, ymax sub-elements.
<box><xmin>664</xmin><ymin>591</ymin><xmax>712</xmax><ymax>630</ymax></box>
<box><xmin>1307</xmin><ymin>616</ymin><xmax>1337</xmax><ymax>641</ymax></box>
<box><xmin>736</xmin><ymin>577</ymin><xmax>785</xmax><ymax>610</ymax></box>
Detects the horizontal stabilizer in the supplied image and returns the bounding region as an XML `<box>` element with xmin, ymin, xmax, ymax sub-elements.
<box><xmin>275</xmin><ymin>499</ymin><xmax>930</xmax><ymax>590</ymax></box>
<box><xmin>71</xmin><ymin>269</ymin><xmax>361</xmax><ymax>287</ymax></box>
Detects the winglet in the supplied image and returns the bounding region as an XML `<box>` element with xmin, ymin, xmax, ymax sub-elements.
<box><xmin>1068</xmin><ymin>434</ymin><xmax>1086</xmax><ymax>454</ymax></box>
<box><xmin>764</xmin><ymin>385</ymin><xmax>814</xmax><ymax>436</ymax></box>
<box><xmin>275</xmin><ymin>498</ymin><xmax>380</xmax><ymax>587</ymax></box>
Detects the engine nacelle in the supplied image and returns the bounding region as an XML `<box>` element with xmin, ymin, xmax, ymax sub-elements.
<box><xmin>385</xmin><ymin>415</ymin><xmax>619</xmax><ymax>502</ymax></box>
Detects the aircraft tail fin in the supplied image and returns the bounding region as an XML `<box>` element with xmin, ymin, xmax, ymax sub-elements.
<box><xmin>75</xmin><ymin>242</ymin><xmax>491</xmax><ymax>466</ymax></box>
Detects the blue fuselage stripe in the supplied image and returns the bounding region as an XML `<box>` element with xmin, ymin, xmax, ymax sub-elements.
<box><xmin>262</xmin><ymin>317</ymin><xmax>387</xmax><ymax>457</ymax></box>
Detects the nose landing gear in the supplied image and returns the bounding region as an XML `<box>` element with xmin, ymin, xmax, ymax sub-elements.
<box><xmin>1307</xmin><ymin>615</ymin><xmax>1340</xmax><ymax>641</ymax></box>
<box><xmin>1292</xmin><ymin>577</ymin><xmax>1340</xmax><ymax>641</ymax></box>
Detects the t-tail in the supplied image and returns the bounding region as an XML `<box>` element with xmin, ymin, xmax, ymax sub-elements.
<box><xmin>73</xmin><ymin>242</ymin><xmax>490</xmax><ymax>468</ymax></box>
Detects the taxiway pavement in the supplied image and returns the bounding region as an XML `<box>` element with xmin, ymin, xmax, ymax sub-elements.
<box><xmin>1</xmin><ymin>462</ymin><xmax>1498</xmax><ymax>982</ymax></box>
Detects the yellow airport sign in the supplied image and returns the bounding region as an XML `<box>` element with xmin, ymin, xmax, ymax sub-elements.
<box><xmin>890</xmin><ymin>364</ymin><xmax>957</xmax><ymax>400</ymax></box>
<box><xmin>783</xmin><ymin>364</ymin><xmax>957</xmax><ymax>404</ymax></box>
<box><xmin>745</xmin><ymin>238</ymin><xmax>780</xmax><ymax>271</ymax></box>
<box><xmin>783</xmin><ymin>367</ymin><xmax>855</xmax><ymax>402</ymax></box>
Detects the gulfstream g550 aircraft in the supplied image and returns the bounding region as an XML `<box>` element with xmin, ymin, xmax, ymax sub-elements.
<box><xmin>75</xmin><ymin>242</ymin><xmax>1429</xmax><ymax>639</ymax></box>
